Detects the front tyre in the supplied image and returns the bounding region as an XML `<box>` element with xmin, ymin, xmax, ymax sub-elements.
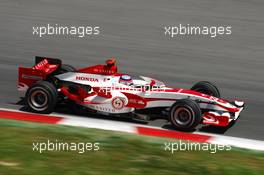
<box><xmin>26</xmin><ymin>81</ymin><xmax>58</xmax><ymax>114</ymax></box>
<box><xmin>191</xmin><ymin>81</ymin><xmax>220</xmax><ymax>98</ymax></box>
<box><xmin>169</xmin><ymin>99</ymin><xmax>202</xmax><ymax>131</ymax></box>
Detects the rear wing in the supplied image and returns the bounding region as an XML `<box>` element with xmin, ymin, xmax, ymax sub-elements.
<box><xmin>18</xmin><ymin>56</ymin><xmax>61</xmax><ymax>92</ymax></box>
<box><xmin>35</xmin><ymin>56</ymin><xmax>61</xmax><ymax>65</ymax></box>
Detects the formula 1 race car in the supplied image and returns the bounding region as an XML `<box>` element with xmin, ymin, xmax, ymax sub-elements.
<box><xmin>18</xmin><ymin>56</ymin><xmax>245</xmax><ymax>131</ymax></box>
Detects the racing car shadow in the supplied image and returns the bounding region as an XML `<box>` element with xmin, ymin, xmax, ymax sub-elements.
<box><xmin>15</xmin><ymin>98</ymin><xmax>235</xmax><ymax>134</ymax></box>
<box><xmin>161</xmin><ymin>124</ymin><xmax>196</xmax><ymax>132</ymax></box>
<box><xmin>161</xmin><ymin>122</ymin><xmax>235</xmax><ymax>134</ymax></box>
<box><xmin>198</xmin><ymin>121</ymin><xmax>236</xmax><ymax>134</ymax></box>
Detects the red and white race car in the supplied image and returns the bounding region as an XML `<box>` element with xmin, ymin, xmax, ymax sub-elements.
<box><xmin>18</xmin><ymin>56</ymin><xmax>244</xmax><ymax>131</ymax></box>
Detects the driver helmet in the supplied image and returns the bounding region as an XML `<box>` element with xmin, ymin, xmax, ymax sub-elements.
<box><xmin>119</xmin><ymin>74</ymin><xmax>133</xmax><ymax>86</ymax></box>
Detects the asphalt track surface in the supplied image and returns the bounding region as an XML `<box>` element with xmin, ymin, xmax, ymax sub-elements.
<box><xmin>0</xmin><ymin>0</ymin><xmax>263</xmax><ymax>140</ymax></box>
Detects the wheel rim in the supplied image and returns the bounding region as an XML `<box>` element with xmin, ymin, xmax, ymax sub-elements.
<box><xmin>29</xmin><ymin>90</ymin><xmax>48</xmax><ymax>110</ymax></box>
<box><xmin>174</xmin><ymin>107</ymin><xmax>192</xmax><ymax>126</ymax></box>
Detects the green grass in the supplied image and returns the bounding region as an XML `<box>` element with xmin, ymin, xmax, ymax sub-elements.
<box><xmin>0</xmin><ymin>119</ymin><xmax>263</xmax><ymax>175</ymax></box>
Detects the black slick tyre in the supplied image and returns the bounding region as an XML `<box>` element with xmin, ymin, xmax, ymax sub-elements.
<box><xmin>191</xmin><ymin>81</ymin><xmax>220</xmax><ymax>98</ymax></box>
<box><xmin>26</xmin><ymin>81</ymin><xmax>58</xmax><ymax>114</ymax></box>
<box><xmin>169</xmin><ymin>99</ymin><xmax>202</xmax><ymax>131</ymax></box>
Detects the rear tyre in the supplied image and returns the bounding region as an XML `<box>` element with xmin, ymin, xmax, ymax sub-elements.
<box><xmin>191</xmin><ymin>81</ymin><xmax>220</xmax><ymax>98</ymax></box>
<box><xmin>47</xmin><ymin>64</ymin><xmax>76</xmax><ymax>86</ymax></box>
<box><xmin>169</xmin><ymin>99</ymin><xmax>202</xmax><ymax>131</ymax></box>
<box><xmin>26</xmin><ymin>81</ymin><xmax>58</xmax><ymax>114</ymax></box>
<box><xmin>60</xmin><ymin>64</ymin><xmax>76</xmax><ymax>72</ymax></box>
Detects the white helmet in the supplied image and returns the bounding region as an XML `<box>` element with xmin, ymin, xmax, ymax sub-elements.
<box><xmin>119</xmin><ymin>75</ymin><xmax>133</xmax><ymax>86</ymax></box>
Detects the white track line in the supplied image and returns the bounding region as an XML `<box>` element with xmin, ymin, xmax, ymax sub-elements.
<box><xmin>0</xmin><ymin>107</ymin><xmax>264</xmax><ymax>151</ymax></box>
